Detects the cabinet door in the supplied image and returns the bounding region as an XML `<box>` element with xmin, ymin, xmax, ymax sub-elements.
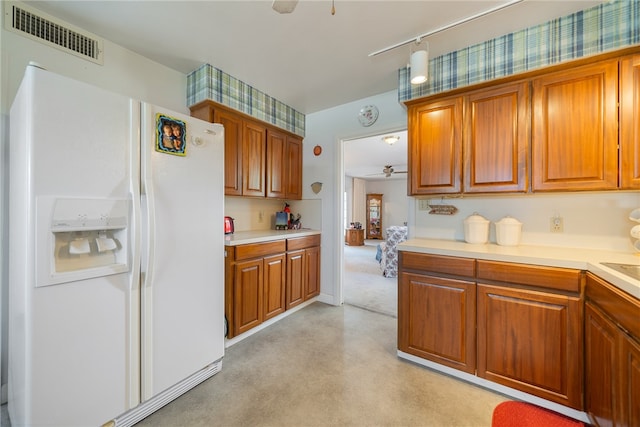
<box><xmin>620</xmin><ymin>332</ymin><xmax>640</xmax><ymax>427</ymax></box>
<box><xmin>266</xmin><ymin>130</ymin><xmax>287</xmax><ymax>198</ymax></box>
<box><xmin>408</xmin><ymin>96</ymin><xmax>462</xmax><ymax>195</ymax></box>
<box><xmin>263</xmin><ymin>254</ymin><xmax>286</xmax><ymax>321</ymax></box>
<box><xmin>464</xmin><ymin>82</ymin><xmax>529</xmax><ymax>193</ymax></box>
<box><xmin>620</xmin><ymin>54</ymin><xmax>640</xmax><ymax>189</ymax></box>
<box><xmin>477</xmin><ymin>284</ymin><xmax>583</xmax><ymax>409</ymax></box>
<box><xmin>532</xmin><ymin>60</ymin><xmax>618</xmax><ymax>191</ymax></box>
<box><xmin>286</xmin><ymin>250</ymin><xmax>305</xmax><ymax>309</ymax></box>
<box><xmin>234</xmin><ymin>258</ymin><xmax>264</xmax><ymax>335</ymax></box>
<box><xmin>242</xmin><ymin>120</ymin><xmax>267</xmax><ymax>196</ymax></box>
<box><xmin>398</xmin><ymin>272</ymin><xmax>476</xmax><ymax>374</ymax></box>
<box><xmin>303</xmin><ymin>246</ymin><xmax>320</xmax><ymax>300</ymax></box>
<box><xmin>285</xmin><ymin>136</ymin><xmax>303</xmax><ymax>199</ymax></box>
<box><xmin>214</xmin><ymin>109</ymin><xmax>243</xmax><ymax>196</ymax></box>
<box><xmin>585</xmin><ymin>302</ymin><xmax>619</xmax><ymax>427</ymax></box>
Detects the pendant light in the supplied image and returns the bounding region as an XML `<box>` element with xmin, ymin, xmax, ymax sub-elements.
<box><xmin>410</xmin><ymin>38</ymin><xmax>428</xmax><ymax>85</ymax></box>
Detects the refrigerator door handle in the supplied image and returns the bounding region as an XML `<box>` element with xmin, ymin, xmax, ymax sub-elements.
<box><xmin>139</xmin><ymin>105</ymin><xmax>156</xmax><ymax>398</ymax></box>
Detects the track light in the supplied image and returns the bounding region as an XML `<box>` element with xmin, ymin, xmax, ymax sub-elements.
<box><xmin>410</xmin><ymin>39</ymin><xmax>428</xmax><ymax>85</ymax></box>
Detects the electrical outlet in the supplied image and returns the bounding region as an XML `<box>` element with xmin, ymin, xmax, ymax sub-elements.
<box><xmin>258</xmin><ymin>211</ymin><xmax>264</xmax><ymax>223</ymax></box>
<box><xmin>418</xmin><ymin>199</ymin><xmax>430</xmax><ymax>211</ymax></box>
<box><xmin>550</xmin><ymin>216</ymin><xmax>563</xmax><ymax>233</ymax></box>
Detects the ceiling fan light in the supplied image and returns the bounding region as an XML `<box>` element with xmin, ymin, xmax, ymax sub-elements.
<box><xmin>410</xmin><ymin>50</ymin><xmax>428</xmax><ymax>85</ymax></box>
<box><xmin>382</xmin><ymin>135</ymin><xmax>400</xmax><ymax>145</ymax></box>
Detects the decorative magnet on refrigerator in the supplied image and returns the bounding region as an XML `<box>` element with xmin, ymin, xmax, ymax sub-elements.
<box><xmin>156</xmin><ymin>113</ymin><xmax>186</xmax><ymax>156</ymax></box>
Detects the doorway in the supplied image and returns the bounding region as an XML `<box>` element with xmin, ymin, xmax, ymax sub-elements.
<box><xmin>340</xmin><ymin>129</ymin><xmax>408</xmax><ymax>317</ymax></box>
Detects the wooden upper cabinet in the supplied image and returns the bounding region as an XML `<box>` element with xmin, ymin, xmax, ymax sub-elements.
<box><xmin>285</xmin><ymin>136</ymin><xmax>303</xmax><ymax>199</ymax></box>
<box><xmin>620</xmin><ymin>54</ymin><xmax>640</xmax><ymax>189</ymax></box>
<box><xmin>266</xmin><ymin>130</ymin><xmax>303</xmax><ymax>199</ymax></box>
<box><xmin>463</xmin><ymin>82</ymin><xmax>529</xmax><ymax>193</ymax></box>
<box><xmin>266</xmin><ymin>130</ymin><xmax>287</xmax><ymax>198</ymax></box>
<box><xmin>190</xmin><ymin>100</ymin><xmax>304</xmax><ymax>199</ymax></box>
<box><xmin>214</xmin><ymin>109</ymin><xmax>243</xmax><ymax>196</ymax></box>
<box><xmin>408</xmin><ymin>96</ymin><xmax>463</xmax><ymax>195</ymax></box>
<box><xmin>242</xmin><ymin>120</ymin><xmax>267</xmax><ymax>197</ymax></box>
<box><xmin>532</xmin><ymin>60</ymin><xmax>619</xmax><ymax>191</ymax></box>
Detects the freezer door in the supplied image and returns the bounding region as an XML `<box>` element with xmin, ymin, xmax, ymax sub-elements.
<box><xmin>140</xmin><ymin>105</ymin><xmax>225</xmax><ymax>399</ymax></box>
<box><xmin>8</xmin><ymin>65</ymin><xmax>140</xmax><ymax>426</ymax></box>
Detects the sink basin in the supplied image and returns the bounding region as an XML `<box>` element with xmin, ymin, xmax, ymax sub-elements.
<box><xmin>601</xmin><ymin>262</ymin><xmax>640</xmax><ymax>281</ymax></box>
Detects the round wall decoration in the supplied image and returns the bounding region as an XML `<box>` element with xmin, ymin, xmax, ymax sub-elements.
<box><xmin>313</xmin><ymin>145</ymin><xmax>322</xmax><ymax>156</ymax></box>
<box><xmin>358</xmin><ymin>105</ymin><xmax>379</xmax><ymax>127</ymax></box>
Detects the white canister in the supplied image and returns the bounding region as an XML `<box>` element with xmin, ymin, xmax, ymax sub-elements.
<box><xmin>463</xmin><ymin>213</ymin><xmax>490</xmax><ymax>244</ymax></box>
<box><xmin>495</xmin><ymin>216</ymin><xmax>522</xmax><ymax>246</ymax></box>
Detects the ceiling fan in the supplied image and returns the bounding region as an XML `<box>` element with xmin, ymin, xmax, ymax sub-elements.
<box><xmin>383</xmin><ymin>165</ymin><xmax>407</xmax><ymax>177</ymax></box>
<box><xmin>368</xmin><ymin>165</ymin><xmax>408</xmax><ymax>178</ymax></box>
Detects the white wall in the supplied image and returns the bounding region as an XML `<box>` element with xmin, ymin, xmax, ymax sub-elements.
<box><xmin>0</xmin><ymin>11</ymin><xmax>190</xmax><ymax>400</ymax></box>
<box><xmin>304</xmin><ymin>91</ymin><xmax>408</xmax><ymax>305</ymax></box>
<box><xmin>413</xmin><ymin>192</ymin><xmax>639</xmax><ymax>252</ymax></box>
<box><xmin>366</xmin><ymin>178</ymin><xmax>409</xmax><ymax>238</ymax></box>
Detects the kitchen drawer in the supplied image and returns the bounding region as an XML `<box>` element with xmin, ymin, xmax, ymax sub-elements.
<box><xmin>477</xmin><ymin>260</ymin><xmax>582</xmax><ymax>293</ymax></box>
<box><xmin>234</xmin><ymin>240</ymin><xmax>286</xmax><ymax>261</ymax></box>
<box><xmin>287</xmin><ymin>235</ymin><xmax>321</xmax><ymax>251</ymax></box>
<box><xmin>399</xmin><ymin>252</ymin><xmax>475</xmax><ymax>278</ymax></box>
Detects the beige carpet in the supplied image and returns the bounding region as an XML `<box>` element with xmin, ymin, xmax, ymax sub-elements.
<box><xmin>343</xmin><ymin>242</ymin><xmax>397</xmax><ymax>317</ymax></box>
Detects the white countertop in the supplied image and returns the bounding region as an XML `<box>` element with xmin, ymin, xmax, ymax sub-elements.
<box><xmin>224</xmin><ymin>229</ymin><xmax>321</xmax><ymax>246</ymax></box>
<box><xmin>398</xmin><ymin>238</ymin><xmax>640</xmax><ymax>299</ymax></box>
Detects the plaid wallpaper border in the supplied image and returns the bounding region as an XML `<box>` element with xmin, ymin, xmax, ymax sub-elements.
<box><xmin>187</xmin><ymin>64</ymin><xmax>305</xmax><ymax>137</ymax></box>
<box><xmin>399</xmin><ymin>0</ymin><xmax>640</xmax><ymax>102</ymax></box>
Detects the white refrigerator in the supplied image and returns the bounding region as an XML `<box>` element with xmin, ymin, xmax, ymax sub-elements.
<box><xmin>9</xmin><ymin>64</ymin><xmax>225</xmax><ymax>427</ymax></box>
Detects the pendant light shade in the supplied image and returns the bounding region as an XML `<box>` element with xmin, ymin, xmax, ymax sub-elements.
<box><xmin>410</xmin><ymin>49</ymin><xmax>428</xmax><ymax>85</ymax></box>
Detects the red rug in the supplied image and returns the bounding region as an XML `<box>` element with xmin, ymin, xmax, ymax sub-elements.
<box><xmin>492</xmin><ymin>401</ymin><xmax>586</xmax><ymax>427</ymax></box>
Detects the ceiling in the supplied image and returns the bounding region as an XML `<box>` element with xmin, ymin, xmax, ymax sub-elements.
<box><xmin>344</xmin><ymin>130</ymin><xmax>408</xmax><ymax>180</ymax></box>
<box><xmin>23</xmin><ymin>0</ymin><xmax>602</xmax><ymax>180</ymax></box>
<box><xmin>26</xmin><ymin>0</ymin><xmax>603</xmax><ymax>115</ymax></box>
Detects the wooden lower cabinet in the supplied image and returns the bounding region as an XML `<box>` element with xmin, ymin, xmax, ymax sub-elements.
<box><xmin>228</xmin><ymin>241</ymin><xmax>286</xmax><ymax>337</ymax></box>
<box><xmin>585</xmin><ymin>273</ymin><xmax>640</xmax><ymax>427</ymax></box>
<box><xmin>304</xmin><ymin>246</ymin><xmax>321</xmax><ymax>300</ymax></box>
<box><xmin>398</xmin><ymin>252</ymin><xmax>585</xmax><ymax>411</ymax></box>
<box><xmin>286</xmin><ymin>250</ymin><xmax>305</xmax><ymax>309</ymax></box>
<box><xmin>226</xmin><ymin>235</ymin><xmax>320</xmax><ymax>338</ymax></box>
<box><xmin>398</xmin><ymin>271</ymin><xmax>476</xmax><ymax>374</ymax></box>
<box><xmin>233</xmin><ymin>258</ymin><xmax>264</xmax><ymax>335</ymax></box>
<box><xmin>286</xmin><ymin>235</ymin><xmax>321</xmax><ymax>309</ymax></box>
<box><xmin>234</xmin><ymin>253</ymin><xmax>286</xmax><ymax>334</ymax></box>
<box><xmin>263</xmin><ymin>254</ymin><xmax>286</xmax><ymax>321</ymax></box>
<box><xmin>477</xmin><ymin>283</ymin><xmax>583</xmax><ymax>409</ymax></box>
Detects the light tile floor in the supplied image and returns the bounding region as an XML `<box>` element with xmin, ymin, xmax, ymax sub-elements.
<box><xmin>134</xmin><ymin>303</ymin><xmax>507</xmax><ymax>426</ymax></box>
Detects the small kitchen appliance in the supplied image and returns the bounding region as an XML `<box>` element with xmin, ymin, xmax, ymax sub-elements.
<box><xmin>224</xmin><ymin>216</ymin><xmax>235</xmax><ymax>234</ymax></box>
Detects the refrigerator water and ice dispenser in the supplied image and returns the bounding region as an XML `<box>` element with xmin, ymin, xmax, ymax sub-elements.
<box><xmin>36</xmin><ymin>197</ymin><xmax>130</xmax><ymax>287</ymax></box>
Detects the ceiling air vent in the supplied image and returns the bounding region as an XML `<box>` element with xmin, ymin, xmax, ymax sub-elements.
<box><xmin>4</xmin><ymin>1</ymin><xmax>103</xmax><ymax>64</ymax></box>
